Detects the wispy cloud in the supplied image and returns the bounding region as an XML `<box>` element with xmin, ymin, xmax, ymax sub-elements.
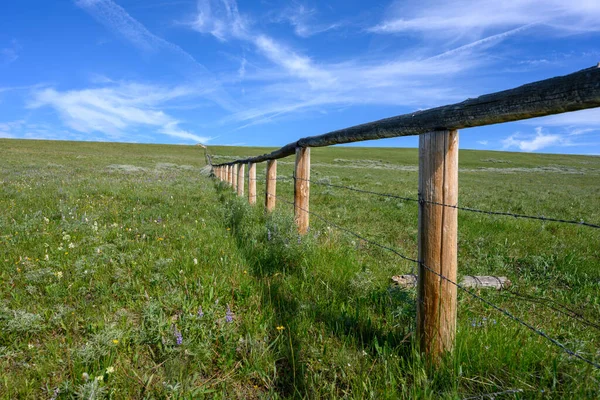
<box><xmin>273</xmin><ymin>3</ymin><xmax>343</xmax><ymax>38</ymax></box>
<box><xmin>369</xmin><ymin>0</ymin><xmax>600</xmax><ymax>38</ymax></box>
<box><xmin>524</xmin><ymin>108</ymin><xmax>600</xmax><ymax>128</ymax></box>
<box><xmin>74</xmin><ymin>0</ymin><xmax>237</xmax><ymax>111</ymax></box>
<box><xmin>186</xmin><ymin>0</ymin><xmax>511</xmax><ymax>128</ymax></box>
<box><xmin>1</xmin><ymin>39</ymin><xmax>21</xmax><ymax>64</ymax></box>
<box><xmin>28</xmin><ymin>82</ymin><xmax>211</xmax><ymax>143</ymax></box>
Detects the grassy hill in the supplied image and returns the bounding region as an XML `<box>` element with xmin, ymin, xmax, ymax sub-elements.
<box><xmin>1</xmin><ymin>139</ymin><xmax>599</xmax><ymax>398</ymax></box>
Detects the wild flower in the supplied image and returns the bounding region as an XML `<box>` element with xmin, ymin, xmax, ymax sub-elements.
<box><xmin>68</xmin><ymin>242</ymin><xmax>75</xmax><ymax>249</ymax></box>
<box><xmin>276</xmin><ymin>326</ymin><xmax>285</xmax><ymax>332</ymax></box>
<box><xmin>82</xmin><ymin>372</ymin><xmax>90</xmax><ymax>381</ymax></box>
<box><xmin>54</xmin><ymin>271</ymin><xmax>63</xmax><ymax>279</ymax></box>
<box><xmin>193</xmin><ymin>258</ymin><xmax>198</xmax><ymax>265</ymax></box>
<box><xmin>225</xmin><ymin>305</ymin><xmax>234</xmax><ymax>323</ymax></box>
<box><xmin>172</xmin><ymin>325</ymin><xmax>183</xmax><ymax>345</ymax></box>
<box><xmin>112</xmin><ymin>339</ymin><xmax>119</xmax><ymax>345</ymax></box>
<box><xmin>197</xmin><ymin>306</ymin><xmax>204</xmax><ymax>318</ymax></box>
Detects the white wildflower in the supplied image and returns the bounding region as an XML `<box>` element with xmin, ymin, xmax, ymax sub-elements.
<box><xmin>193</xmin><ymin>258</ymin><xmax>198</xmax><ymax>265</ymax></box>
<box><xmin>68</xmin><ymin>242</ymin><xmax>75</xmax><ymax>249</ymax></box>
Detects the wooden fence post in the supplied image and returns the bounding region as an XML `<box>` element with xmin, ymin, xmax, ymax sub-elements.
<box><xmin>232</xmin><ymin>164</ymin><xmax>238</xmax><ymax>191</ymax></box>
<box><xmin>417</xmin><ymin>130</ymin><xmax>459</xmax><ymax>365</ymax></box>
<box><xmin>294</xmin><ymin>147</ymin><xmax>310</xmax><ymax>234</ymax></box>
<box><xmin>227</xmin><ymin>165</ymin><xmax>231</xmax><ymax>185</ymax></box>
<box><xmin>248</xmin><ymin>162</ymin><xmax>256</xmax><ymax>204</ymax></box>
<box><xmin>237</xmin><ymin>163</ymin><xmax>245</xmax><ymax>196</ymax></box>
<box><xmin>265</xmin><ymin>160</ymin><xmax>277</xmax><ymax>211</ymax></box>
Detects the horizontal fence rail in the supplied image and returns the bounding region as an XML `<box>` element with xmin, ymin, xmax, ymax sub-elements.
<box><xmin>209</xmin><ymin>63</ymin><xmax>600</xmax><ymax>367</ymax></box>
<box><xmin>214</xmin><ymin>64</ymin><xmax>600</xmax><ymax>166</ymax></box>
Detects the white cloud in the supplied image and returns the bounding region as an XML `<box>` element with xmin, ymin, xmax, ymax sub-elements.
<box><xmin>477</xmin><ymin>140</ymin><xmax>488</xmax><ymax>145</ymax></box>
<box><xmin>369</xmin><ymin>0</ymin><xmax>600</xmax><ymax>37</ymax></box>
<box><xmin>274</xmin><ymin>4</ymin><xmax>342</xmax><ymax>38</ymax></box>
<box><xmin>502</xmin><ymin>127</ymin><xmax>565</xmax><ymax>152</ymax></box>
<box><xmin>28</xmin><ymin>82</ymin><xmax>211</xmax><ymax>143</ymax></box>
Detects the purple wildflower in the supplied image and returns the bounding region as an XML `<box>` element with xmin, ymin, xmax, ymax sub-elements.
<box><xmin>197</xmin><ymin>306</ymin><xmax>204</xmax><ymax>318</ymax></box>
<box><xmin>172</xmin><ymin>325</ymin><xmax>183</xmax><ymax>345</ymax></box>
<box><xmin>225</xmin><ymin>305</ymin><xmax>234</xmax><ymax>323</ymax></box>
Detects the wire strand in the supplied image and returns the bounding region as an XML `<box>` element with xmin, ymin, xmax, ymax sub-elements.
<box><xmin>267</xmin><ymin>192</ymin><xmax>600</xmax><ymax>370</ymax></box>
<box><xmin>297</xmin><ymin>177</ymin><xmax>600</xmax><ymax>229</ymax></box>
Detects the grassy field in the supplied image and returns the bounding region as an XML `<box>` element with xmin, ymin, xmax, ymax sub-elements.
<box><xmin>1</xmin><ymin>139</ymin><xmax>599</xmax><ymax>399</ymax></box>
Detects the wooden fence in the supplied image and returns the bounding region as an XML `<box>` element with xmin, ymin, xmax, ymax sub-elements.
<box><xmin>211</xmin><ymin>64</ymin><xmax>600</xmax><ymax>364</ymax></box>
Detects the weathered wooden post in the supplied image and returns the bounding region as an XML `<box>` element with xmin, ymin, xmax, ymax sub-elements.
<box><xmin>228</xmin><ymin>165</ymin><xmax>233</xmax><ymax>186</ymax></box>
<box><xmin>248</xmin><ymin>162</ymin><xmax>257</xmax><ymax>204</ymax></box>
<box><xmin>232</xmin><ymin>164</ymin><xmax>239</xmax><ymax>191</ymax></box>
<box><xmin>294</xmin><ymin>147</ymin><xmax>310</xmax><ymax>234</ymax></box>
<box><xmin>265</xmin><ymin>160</ymin><xmax>277</xmax><ymax>211</ymax></box>
<box><xmin>237</xmin><ymin>163</ymin><xmax>245</xmax><ymax>196</ymax></box>
<box><xmin>417</xmin><ymin>130</ymin><xmax>459</xmax><ymax>365</ymax></box>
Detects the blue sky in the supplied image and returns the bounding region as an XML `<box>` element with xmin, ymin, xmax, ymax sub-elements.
<box><xmin>1</xmin><ymin>0</ymin><xmax>599</xmax><ymax>154</ymax></box>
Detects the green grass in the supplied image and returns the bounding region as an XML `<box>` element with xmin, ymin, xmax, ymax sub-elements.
<box><xmin>1</xmin><ymin>139</ymin><xmax>599</xmax><ymax>399</ymax></box>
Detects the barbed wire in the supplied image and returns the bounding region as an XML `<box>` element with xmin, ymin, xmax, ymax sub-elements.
<box><xmin>295</xmin><ymin>177</ymin><xmax>600</xmax><ymax>230</ymax></box>
<box><xmin>501</xmin><ymin>290</ymin><xmax>600</xmax><ymax>332</ymax></box>
<box><xmin>264</xmin><ymin>191</ymin><xmax>600</xmax><ymax>370</ymax></box>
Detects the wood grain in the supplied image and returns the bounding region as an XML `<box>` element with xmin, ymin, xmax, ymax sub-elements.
<box><xmin>417</xmin><ymin>130</ymin><xmax>458</xmax><ymax>364</ymax></box>
<box><xmin>265</xmin><ymin>160</ymin><xmax>277</xmax><ymax>212</ymax></box>
<box><xmin>294</xmin><ymin>147</ymin><xmax>311</xmax><ymax>234</ymax></box>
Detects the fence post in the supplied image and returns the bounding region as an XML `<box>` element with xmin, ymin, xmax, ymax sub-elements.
<box><xmin>265</xmin><ymin>160</ymin><xmax>277</xmax><ymax>211</ymax></box>
<box><xmin>232</xmin><ymin>164</ymin><xmax>238</xmax><ymax>191</ymax></box>
<box><xmin>226</xmin><ymin>165</ymin><xmax>230</xmax><ymax>185</ymax></box>
<box><xmin>248</xmin><ymin>162</ymin><xmax>256</xmax><ymax>204</ymax></box>
<box><xmin>237</xmin><ymin>163</ymin><xmax>245</xmax><ymax>196</ymax></box>
<box><xmin>417</xmin><ymin>129</ymin><xmax>459</xmax><ymax>365</ymax></box>
<box><xmin>294</xmin><ymin>147</ymin><xmax>310</xmax><ymax>234</ymax></box>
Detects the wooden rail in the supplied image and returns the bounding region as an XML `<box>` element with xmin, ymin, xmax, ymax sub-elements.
<box><xmin>211</xmin><ymin>64</ymin><xmax>600</xmax><ymax>365</ymax></box>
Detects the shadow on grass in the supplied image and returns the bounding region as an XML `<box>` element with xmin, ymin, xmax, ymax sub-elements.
<box><xmin>215</xmin><ymin>184</ymin><xmax>416</xmax><ymax>396</ymax></box>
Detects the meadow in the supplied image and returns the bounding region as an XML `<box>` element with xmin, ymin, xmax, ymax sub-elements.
<box><xmin>0</xmin><ymin>138</ymin><xmax>599</xmax><ymax>399</ymax></box>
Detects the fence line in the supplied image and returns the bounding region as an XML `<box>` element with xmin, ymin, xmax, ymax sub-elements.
<box><xmin>209</xmin><ymin>64</ymin><xmax>600</xmax><ymax>364</ymax></box>
<box><xmin>296</xmin><ymin>177</ymin><xmax>600</xmax><ymax>229</ymax></box>
<box><xmin>255</xmin><ymin>191</ymin><xmax>600</xmax><ymax>370</ymax></box>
